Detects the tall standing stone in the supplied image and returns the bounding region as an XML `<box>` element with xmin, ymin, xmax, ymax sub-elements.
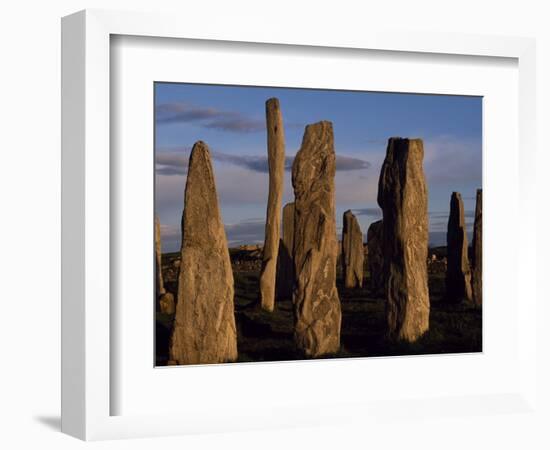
<box><xmin>155</xmin><ymin>216</ymin><xmax>175</xmax><ymax>314</ymax></box>
<box><xmin>155</xmin><ymin>216</ymin><xmax>166</xmax><ymax>297</ymax></box>
<box><xmin>366</xmin><ymin>219</ymin><xmax>384</xmax><ymax>297</ymax></box>
<box><xmin>259</xmin><ymin>98</ymin><xmax>286</xmax><ymax>312</ymax></box>
<box><xmin>378</xmin><ymin>138</ymin><xmax>430</xmax><ymax>342</ymax></box>
<box><xmin>169</xmin><ymin>141</ymin><xmax>237</xmax><ymax>365</ymax></box>
<box><xmin>445</xmin><ymin>192</ymin><xmax>473</xmax><ymax>303</ymax></box>
<box><xmin>276</xmin><ymin>202</ymin><xmax>295</xmax><ymax>300</ymax></box>
<box><xmin>292</xmin><ymin>121</ymin><xmax>341</xmax><ymax>357</ymax></box>
<box><xmin>342</xmin><ymin>210</ymin><xmax>364</xmax><ymax>288</ymax></box>
<box><xmin>471</xmin><ymin>189</ymin><xmax>482</xmax><ymax>306</ymax></box>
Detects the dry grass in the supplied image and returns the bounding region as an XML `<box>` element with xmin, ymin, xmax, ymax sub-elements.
<box><xmin>156</xmin><ymin>254</ymin><xmax>481</xmax><ymax>365</ymax></box>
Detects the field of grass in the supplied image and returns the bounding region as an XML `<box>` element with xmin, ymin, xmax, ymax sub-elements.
<box><xmin>156</xmin><ymin>252</ymin><xmax>482</xmax><ymax>365</ymax></box>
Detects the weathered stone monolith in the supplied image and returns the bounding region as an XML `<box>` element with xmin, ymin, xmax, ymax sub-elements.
<box><xmin>275</xmin><ymin>202</ymin><xmax>295</xmax><ymax>300</ymax></box>
<box><xmin>342</xmin><ymin>210</ymin><xmax>364</xmax><ymax>288</ymax></box>
<box><xmin>471</xmin><ymin>189</ymin><xmax>482</xmax><ymax>306</ymax></box>
<box><xmin>292</xmin><ymin>121</ymin><xmax>341</xmax><ymax>357</ymax></box>
<box><xmin>155</xmin><ymin>216</ymin><xmax>175</xmax><ymax>314</ymax></box>
<box><xmin>169</xmin><ymin>141</ymin><xmax>237</xmax><ymax>365</ymax></box>
<box><xmin>155</xmin><ymin>216</ymin><xmax>166</xmax><ymax>297</ymax></box>
<box><xmin>445</xmin><ymin>192</ymin><xmax>473</xmax><ymax>303</ymax></box>
<box><xmin>366</xmin><ymin>219</ymin><xmax>384</xmax><ymax>297</ymax></box>
<box><xmin>159</xmin><ymin>292</ymin><xmax>175</xmax><ymax>314</ymax></box>
<box><xmin>259</xmin><ymin>98</ymin><xmax>286</xmax><ymax>312</ymax></box>
<box><xmin>378</xmin><ymin>138</ymin><xmax>430</xmax><ymax>342</ymax></box>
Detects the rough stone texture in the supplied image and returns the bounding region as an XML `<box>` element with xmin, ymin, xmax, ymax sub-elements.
<box><xmin>276</xmin><ymin>202</ymin><xmax>295</xmax><ymax>300</ymax></box>
<box><xmin>155</xmin><ymin>216</ymin><xmax>166</xmax><ymax>297</ymax></box>
<box><xmin>445</xmin><ymin>191</ymin><xmax>473</xmax><ymax>303</ymax></box>
<box><xmin>292</xmin><ymin>121</ymin><xmax>341</xmax><ymax>357</ymax></box>
<box><xmin>377</xmin><ymin>138</ymin><xmax>430</xmax><ymax>342</ymax></box>
<box><xmin>159</xmin><ymin>292</ymin><xmax>175</xmax><ymax>314</ymax></box>
<box><xmin>366</xmin><ymin>219</ymin><xmax>384</xmax><ymax>297</ymax></box>
<box><xmin>471</xmin><ymin>189</ymin><xmax>482</xmax><ymax>306</ymax></box>
<box><xmin>342</xmin><ymin>210</ymin><xmax>364</xmax><ymax>288</ymax></box>
<box><xmin>259</xmin><ymin>98</ymin><xmax>286</xmax><ymax>312</ymax></box>
<box><xmin>169</xmin><ymin>141</ymin><xmax>238</xmax><ymax>365</ymax></box>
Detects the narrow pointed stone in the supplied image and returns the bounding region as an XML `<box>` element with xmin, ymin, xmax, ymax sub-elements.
<box><xmin>445</xmin><ymin>192</ymin><xmax>473</xmax><ymax>303</ymax></box>
<box><xmin>342</xmin><ymin>210</ymin><xmax>364</xmax><ymax>288</ymax></box>
<box><xmin>471</xmin><ymin>189</ymin><xmax>482</xmax><ymax>306</ymax></box>
<box><xmin>292</xmin><ymin>121</ymin><xmax>341</xmax><ymax>357</ymax></box>
<box><xmin>276</xmin><ymin>202</ymin><xmax>295</xmax><ymax>300</ymax></box>
<box><xmin>169</xmin><ymin>141</ymin><xmax>237</xmax><ymax>365</ymax></box>
<box><xmin>155</xmin><ymin>216</ymin><xmax>166</xmax><ymax>297</ymax></box>
<box><xmin>259</xmin><ymin>98</ymin><xmax>286</xmax><ymax>312</ymax></box>
<box><xmin>366</xmin><ymin>219</ymin><xmax>384</xmax><ymax>296</ymax></box>
<box><xmin>378</xmin><ymin>138</ymin><xmax>430</xmax><ymax>342</ymax></box>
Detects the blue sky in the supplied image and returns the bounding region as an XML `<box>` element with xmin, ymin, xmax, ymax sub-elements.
<box><xmin>155</xmin><ymin>82</ymin><xmax>482</xmax><ymax>252</ymax></box>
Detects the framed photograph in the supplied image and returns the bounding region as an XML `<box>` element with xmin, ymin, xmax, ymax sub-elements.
<box><xmin>61</xmin><ymin>9</ymin><xmax>537</xmax><ymax>440</ymax></box>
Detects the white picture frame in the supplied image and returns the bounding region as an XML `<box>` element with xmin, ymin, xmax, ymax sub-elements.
<box><xmin>61</xmin><ymin>9</ymin><xmax>537</xmax><ymax>441</ymax></box>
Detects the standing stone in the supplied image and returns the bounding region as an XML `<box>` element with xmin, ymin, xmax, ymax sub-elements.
<box><xmin>276</xmin><ymin>202</ymin><xmax>295</xmax><ymax>300</ymax></box>
<box><xmin>445</xmin><ymin>192</ymin><xmax>473</xmax><ymax>303</ymax></box>
<box><xmin>169</xmin><ymin>141</ymin><xmax>237</xmax><ymax>365</ymax></box>
<box><xmin>471</xmin><ymin>189</ymin><xmax>482</xmax><ymax>306</ymax></box>
<box><xmin>159</xmin><ymin>292</ymin><xmax>175</xmax><ymax>315</ymax></box>
<box><xmin>366</xmin><ymin>219</ymin><xmax>384</xmax><ymax>297</ymax></box>
<box><xmin>155</xmin><ymin>216</ymin><xmax>166</xmax><ymax>297</ymax></box>
<box><xmin>342</xmin><ymin>210</ymin><xmax>364</xmax><ymax>288</ymax></box>
<box><xmin>259</xmin><ymin>98</ymin><xmax>286</xmax><ymax>312</ymax></box>
<box><xmin>292</xmin><ymin>121</ymin><xmax>341</xmax><ymax>357</ymax></box>
<box><xmin>378</xmin><ymin>138</ymin><xmax>430</xmax><ymax>342</ymax></box>
<box><xmin>155</xmin><ymin>216</ymin><xmax>175</xmax><ymax>314</ymax></box>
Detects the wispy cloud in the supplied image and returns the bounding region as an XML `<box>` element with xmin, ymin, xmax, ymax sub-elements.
<box><xmin>155</xmin><ymin>151</ymin><xmax>190</xmax><ymax>176</ymax></box>
<box><xmin>429</xmin><ymin>210</ymin><xmax>474</xmax><ymax>232</ymax></box>
<box><xmin>212</xmin><ymin>152</ymin><xmax>278</xmax><ymax>173</ymax></box>
<box><xmin>216</xmin><ymin>153</ymin><xmax>370</xmax><ymax>173</ymax></box>
<box><xmin>352</xmin><ymin>207</ymin><xmax>382</xmax><ymax>217</ymax></box>
<box><xmin>225</xmin><ymin>218</ymin><xmax>266</xmax><ymax>246</ymax></box>
<box><xmin>430</xmin><ymin>210</ymin><xmax>474</xmax><ymax>219</ymax></box>
<box><xmin>335</xmin><ymin>155</ymin><xmax>371</xmax><ymax>171</ymax></box>
<box><xmin>156</xmin><ymin>148</ymin><xmax>370</xmax><ymax>176</ymax></box>
<box><xmin>159</xmin><ymin>218</ymin><xmax>267</xmax><ymax>251</ymax></box>
<box><xmin>423</xmin><ymin>135</ymin><xmax>482</xmax><ymax>185</ymax></box>
<box><xmin>156</xmin><ymin>102</ymin><xmax>265</xmax><ymax>133</ymax></box>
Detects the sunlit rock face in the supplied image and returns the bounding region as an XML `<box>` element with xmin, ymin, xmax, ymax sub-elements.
<box><xmin>169</xmin><ymin>141</ymin><xmax>237</xmax><ymax>365</ymax></box>
<box><xmin>159</xmin><ymin>292</ymin><xmax>175</xmax><ymax>314</ymax></box>
<box><xmin>378</xmin><ymin>137</ymin><xmax>430</xmax><ymax>342</ymax></box>
<box><xmin>446</xmin><ymin>191</ymin><xmax>473</xmax><ymax>304</ymax></box>
<box><xmin>292</xmin><ymin>121</ymin><xmax>341</xmax><ymax>357</ymax></box>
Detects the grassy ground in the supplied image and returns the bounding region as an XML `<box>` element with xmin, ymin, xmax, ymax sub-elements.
<box><xmin>156</xmin><ymin>253</ymin><xmax>482</xmax><ymax>365</ymax></box>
